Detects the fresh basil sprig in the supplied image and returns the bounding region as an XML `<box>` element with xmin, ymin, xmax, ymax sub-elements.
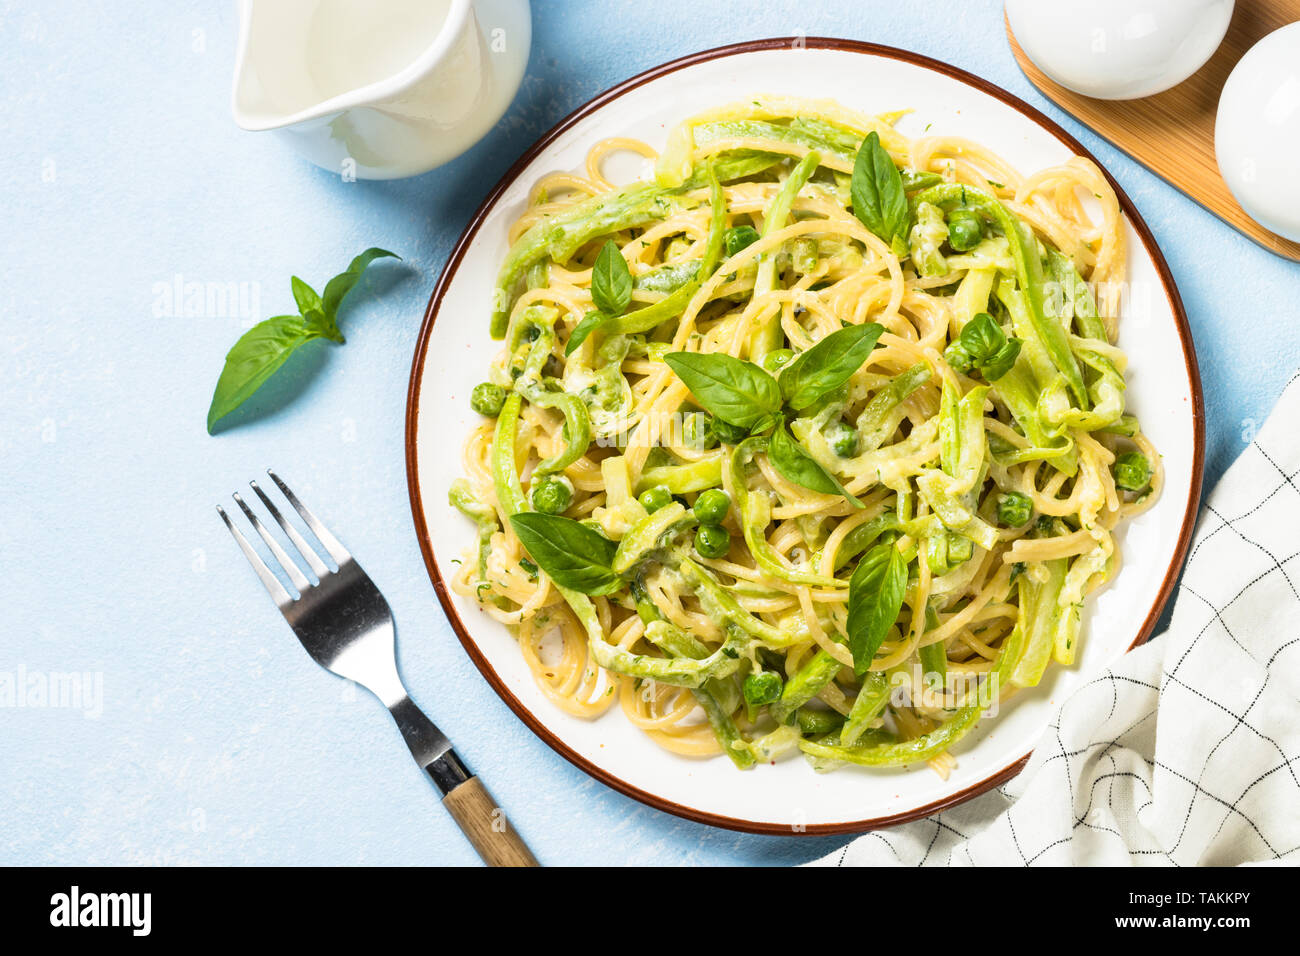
<box><xmin>665</xmin><ymin>326</ymin><xmax>885</xmax><ymax>504</ymax></box>
<box><xmin>206</xmin><ymin>248</ymin><xmax>398</xmax><ymax>433</ymax></box>
<box><xmin>291</xmin><ymin>277</ymin><xmax>326</xmax><ymax>322</ymax></box>
<box><xmin>769</xmin><ymin>426</ymin><xmax>864</xmax><ymax>509</ymax></box>
<box><xmin>779</xmin><ymin>323</ymin><xmax>884</xmax><ymax>410</ymax></box>
<box><xmin>851</xmin><ymin>131</ymin><xmax>911</xmax><ymax>256</ymax></box>
<box><xmin>944</xmin><ymin>311</ymin><xmax>1022</xmax><ymax>382</ymax></box>
<box><xmin>508</xmin><ymin>512</ymin><xmax>621</xmax><ymax>595</ymax></box>
<box><xmin>566</xmin><ymin>240</ymin><xmax>632</xmax><ymax>356</ymax></box>
<box><xmin>666</xmin><ymin>323</ymin><xmax>883</xmax><ymax>432</ymax></box>
<box><xmin>590</xmin><ymin>239</ymin><xmax>632</xmax><ymax>315</ymax></box>
<box><xmin>663</xmin><ymin>352</ymin><xmax>782</xmax><ymax>430</ymax></box>
<box><xmin>846</xmin><ymin>541</ymin><xmax>908</xmax><ymax>674</ymax></box>
<box><xmin>664</xmin><ymin>323</ymin><xmax>887</xmax><ymax>505</ymax></box>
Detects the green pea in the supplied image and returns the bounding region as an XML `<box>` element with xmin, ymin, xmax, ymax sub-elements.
<box><xmin>761</xmin><ymin>348</ymin><xmax>795</xmax><ymax>373</ymax></box>
<box><xmin>947</xmin><ymin>209</ymin><xmax>983</xmax><ymax>252</ymax></box>
<box><xmin>470</xmin><ymin>382</ymin><xmax>507</xmax><ymax>417</ymax></box>
<box><xmin>530</xmin><ymin>476</ymin><xmax>573</xmax><ymax>514</ymax></box>
<box><xmin>996</xmin><ymin>491</ymin><xmax>1033</xmax><ymax>527</ymax></box>
<box><xmin>1113</xmin><ymin>452</ymin><xmax>1152</xmax><ymax>493</ymax></box>
<box><xmin>795</xmin><ymin>707</ymin><xmax>844</xmax><ymax>735</ymax></box>
<box><xmin>724</xmin><ymin>224</ymin><xmax>760</xmax><ymax>258</ymax></box>
<box><xmin>825</xmin><ymin>419</ymin><xmax>859</xmax><ymax>458</ymax></box>
<box><xmin>743</xmin><ymin>671</ymin><xmax>783</xmax><ymax>708</ymax></box>
<box><xmin>638</xmin><ymin>485</ymin><xmax>673</xmax><ymax>514</ymax></box>
<box><xmin>708</xmin><ymin>416</ymin><xmax>749</xmax><ymax>446</ymax></box>
<box><xmin>694</xmin><ymin>523</ymin><xmax>731</xmax><ymax>559</ymax></box>
<box><xmin>693</xmin><ymin>489</ymin><xmax>731</xmax><ymax>524</ymax></box>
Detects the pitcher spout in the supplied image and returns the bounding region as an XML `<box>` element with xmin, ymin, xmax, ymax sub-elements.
<box><xmin>230</xmin><ymin>0</ymin><xmax>473</xmax><ymax>131</ymax></box>
<box><xmin>229</xmin><ymin>0</ymin><xmax>532</xmax><ymax>179</ymax></box>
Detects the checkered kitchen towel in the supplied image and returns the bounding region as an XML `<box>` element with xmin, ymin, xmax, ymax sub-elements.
<box><xmin>818</xmin><ymin>375</ymin><xmax>1300</xmax><ymax>866</ymax></box>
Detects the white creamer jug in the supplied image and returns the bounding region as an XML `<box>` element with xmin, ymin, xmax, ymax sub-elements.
<box><xmin>231</xmin><ymin>0</ymin><xmax>531</xmax><ymax>179</ymax></box>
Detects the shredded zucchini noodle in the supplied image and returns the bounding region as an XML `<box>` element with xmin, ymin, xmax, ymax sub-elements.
<box><xmin>449</xmin><ymin>97</ymin><xmax>1161</xmax><ymax>776</ymax></box>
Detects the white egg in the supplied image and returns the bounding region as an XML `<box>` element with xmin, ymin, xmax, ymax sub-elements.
<box><xmin>1006</xmin><ymin>0</ymin><xmax>1234</xmax><ymax>100</ymax></box>
<box><xmin>1216</xmin><ymin>23</ymin><xmax>1300</xmax><ymax>243</ymax></box>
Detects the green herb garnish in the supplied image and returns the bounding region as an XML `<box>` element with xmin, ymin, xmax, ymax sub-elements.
<box><xmin>508</xmin><ymin>512</ymin><xmax>621</xmax><ymax>595</ymax></box>
<box><xmin>206</xmin><ymin>248</ymin><xmax>398</xmax><ymax>433</ymax></box>
<box><xmin>846</xmin><ymin>542</ymin><xmax>908</xmax><ymax>675</ymax></box>
<box><xmin>851</xmin><ymin>131</ymin><xmax>910</xmax><ymax>256</ymax></box>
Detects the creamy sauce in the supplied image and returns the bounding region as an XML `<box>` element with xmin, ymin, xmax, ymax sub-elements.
<box><xmin>305</xmin><ymin>0</ymin><xmax>452</xmax><ymax>102</ymax></box>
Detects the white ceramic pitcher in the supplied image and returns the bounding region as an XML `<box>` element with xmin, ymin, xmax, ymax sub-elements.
<box><xmin>231</xmin><ymin>0</ymin><xmax>531</xmax><ymax>179</ymax></box>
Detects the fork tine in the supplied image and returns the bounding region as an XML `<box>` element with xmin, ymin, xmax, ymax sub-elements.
<box><xmin>233</xmin><ymin>492</ymin><xmax>311</xmax><ymax>592</ymax></box>
<box><xmin>266</xmin><ymin>469</ymin><xmax>351</xmax><ymax>566</ymax></box>
<box><xmin>249</xmin><ymin>480</ymin><xmax>330</xmax><ymax>579</ymax></box>
<box><xmin>217</xmin><ymin>504</ymin><xmax>293</xmax><ymax>607</ymax></box>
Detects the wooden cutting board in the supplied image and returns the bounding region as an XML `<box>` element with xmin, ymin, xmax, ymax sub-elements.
<box><xmin>1007</xmin><ymin>4</ymin><xmax>1300</xmax><ymax>262</ymax></box>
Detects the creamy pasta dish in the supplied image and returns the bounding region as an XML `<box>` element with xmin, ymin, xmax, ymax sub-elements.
<box><xmin>449</xmin><ymin>97</ymin><xmax>1160</xmax><ymax>776</ymax></box>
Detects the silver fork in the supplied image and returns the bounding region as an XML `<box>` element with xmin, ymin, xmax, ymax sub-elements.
<box><xmin>218</xmin><ymin>469</ymin><xmax>538</xmax><ymax>867</ymax></box>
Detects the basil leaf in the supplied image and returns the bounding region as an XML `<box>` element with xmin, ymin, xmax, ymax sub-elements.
<box><xmin>206</xmin><ymin>315</ymin><xmax>322</xmax><ymax>433</ymax></box>
<box><xmin>207</xmin><ymin>248</ymin><xmax>399</xmax><ymax>435</ymax></box>
<box><xmin>565</xmin><ymin>310</ymin><xmax>607</xmax><ymax>356</ymax></box>
<box><xmin>953</xmin><ymin>312</ymin><xmax>1021</xmax><ymax>381</ymax></box>
<box><xmin>958</xmin><ymin>312</ymin><xmax>1006</xmax><ymax>361</ymax></box>
<box><xmin>321</xmin><ymin>247</ymin><xmax>400</xmax><ymax>316</ymax></box>
<box><xmin>724</xmin><ymin>225</ymin><xmax>760</xmax><ymax>258</ymax></box>
<box><xmin>851</xmin><ymin>131</ymin><xmax>910</xmax><ymax>247</ymax></box>
<box><xmin>847</xmin><ymin>542</ymin><xmax>908</xmax><ymax>675</ymax></box>
<box><xmin>291</xmin><ymin>276</ymin><xmax>322</xmax><ymax>316</ymax></box>
<box><xmin>779</xmin><ymin>323</ymin><xmax>884</xmax><ymax>410</ymax></box>
<box><xmin>750</xmin><ymin>411</ymin><xmax>783</xmax><ymax>436</ymax></box>
<box><xmin>508</xmin><ymin>513</ymin><xmax>621</xmax><ymax>595</ymax></box>
<box><xmin>590</xmin><ymin>239</ymin><xmax>632</xmax><ymax>317</ymax></box>
<box><xmin>768</xmin><ymin>426</ymin><xmax>864</xmax><ymax>509</ymax></box>
<box><xmin>981</xmin><ymin>338</ymin><xmax>1022</xmax><ymax>381</ymax></box>
<box><xmin>664</xmin><ymin>352</ymin><xmax>781</xmax><ymax>429</ymax></box>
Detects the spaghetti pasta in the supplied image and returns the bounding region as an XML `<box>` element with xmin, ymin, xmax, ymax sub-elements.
<box><xmin>450</xmin><ymin>97</ymin><xmax>1158</xmax><ymax>776</ymax></box>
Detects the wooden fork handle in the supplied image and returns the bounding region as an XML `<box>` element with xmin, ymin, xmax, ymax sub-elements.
<box><xmin>440</xmin><ymin>774</ymin><xmax>539</xmax><ymax>867</ymax></box>
<box><xmin>391</xmin><ymin>698</ymin><xmax>539</xmax><ymax>867</ymax></box>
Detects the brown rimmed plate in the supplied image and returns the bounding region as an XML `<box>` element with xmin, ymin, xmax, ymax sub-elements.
<box><xmin>405</xmin><ymin>38</ymin><xmax>1204</xmax><ymax>835</ymax></box>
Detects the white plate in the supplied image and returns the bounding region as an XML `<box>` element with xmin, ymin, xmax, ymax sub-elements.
<box><xmin>406</xmin><ymin>39</ymin><xmax>1204</xmax><ymax>834</ymax></box>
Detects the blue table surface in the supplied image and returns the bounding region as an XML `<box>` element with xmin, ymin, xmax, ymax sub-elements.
<box><xmin>2</xmin><ymin>0</ymin><xmax>1296</xmax><ymax>866</ymax></box>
